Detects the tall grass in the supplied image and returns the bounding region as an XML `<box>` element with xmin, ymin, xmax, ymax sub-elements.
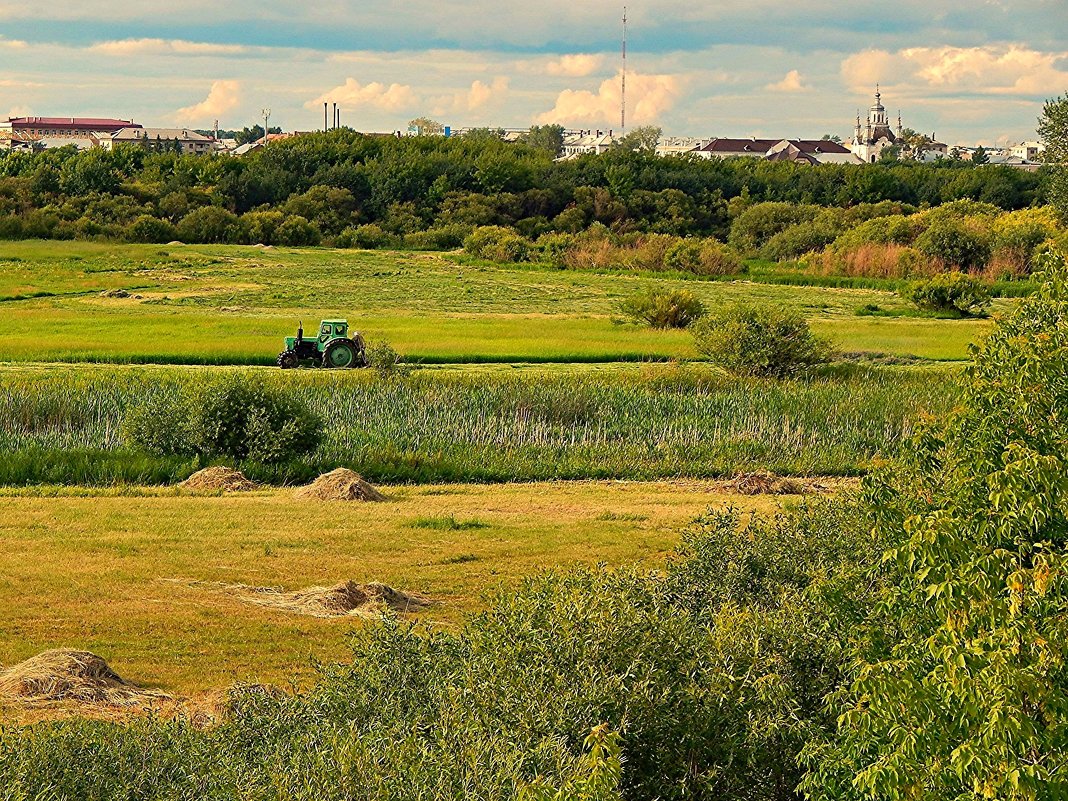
<box><xmin>0</xmin><ymin>364</ymin><xmax>958</xmax><ymax>485</ymax></box>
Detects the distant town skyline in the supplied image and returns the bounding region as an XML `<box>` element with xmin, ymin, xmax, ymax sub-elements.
<box><xmin>0</xmin><ymin>0</ymin><xmax>1063</xmax><ymax>146</ymax></box>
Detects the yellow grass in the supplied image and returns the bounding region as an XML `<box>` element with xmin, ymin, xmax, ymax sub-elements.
<box><xmin>0</xmin><ymin>481</ymin><xmax>784</xmax><ymax>701</ymax></box>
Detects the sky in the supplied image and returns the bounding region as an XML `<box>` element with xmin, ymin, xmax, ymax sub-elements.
<box><xmin>0</xmin><ymin>0</ymin><xmax>1064</xmax><ymax>145</ymax></box>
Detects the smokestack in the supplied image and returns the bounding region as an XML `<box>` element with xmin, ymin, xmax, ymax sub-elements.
<box><xmin>324</xmin><ymin>102</ymin><xmax>328</xmax><ymax>132</ymax></box>
<box><xmin>332</xmin><ymin>103</ymin><xmax>337</xmax><ymax>130</ymax></box>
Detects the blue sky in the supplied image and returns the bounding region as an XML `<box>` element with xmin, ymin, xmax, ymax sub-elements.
<box><xmin>0</xmin><ymin>0</ymin><xmax>1064</xmax><ymax>145</ymax></box>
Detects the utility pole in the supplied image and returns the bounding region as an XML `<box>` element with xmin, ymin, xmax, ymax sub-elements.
<box><xmin>261</xmin><ymin>107</ymin><xmax>271</xmax><ymax>145</ymax></box>
<box><xmin>621</xmin><ymin>6</ymin><xmax>627</xmax><ymax>133</ymax></box>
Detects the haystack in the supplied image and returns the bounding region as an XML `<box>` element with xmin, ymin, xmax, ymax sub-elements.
<box><xmin>0</xmin><ymin>649</ymin><xmax>169</xmax><ymax>706</ymax></box>
<box><xmin>727</xmin><ymin>471</ymin><xmax>805</xmax><ymax>495</ymax></box>
<box><xmin>294</xmin><ymin>468</ymin><xmax>384</xmax><ymax>501</ymax></box>
<box><xmin>198</xmin><ymin>580</ymin><xmax>429</xmax><ymax>618</ymax></box>
<box><xmin>180</xmin><ymin>466</ymin><xmax>258</xmax><ymax>492</ymax></box>
<box><xmin>99</xmin><ymin>288</ymin><xmax>130</xmax><ymax>298</ymax></box>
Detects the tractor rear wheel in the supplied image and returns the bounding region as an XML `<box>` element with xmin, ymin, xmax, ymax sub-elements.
<box><xmin>277</xmin><ymin>350</ymin><xmax>299</xmax><ymax>369</ymax></box>
<box><xmin>323</xmin><ymin>339</ymin><xmax>359</xmax><ymax>369</ymax></box>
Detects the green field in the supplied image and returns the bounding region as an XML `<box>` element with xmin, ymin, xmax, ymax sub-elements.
<box><xmin>0</xmin><ymin>241</ymin><xmax>998</xmax><ymax>364</ymax></box>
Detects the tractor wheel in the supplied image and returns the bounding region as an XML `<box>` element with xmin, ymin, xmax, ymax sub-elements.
<box><xmin>322</xmin><ymin>339</ymin><xmax>359</xmax><ymax>369</ymax></box>
<box><xmin>277</xmin><ymin>350</ymin><xmax>299</xmax><ymax>369</ymax></box>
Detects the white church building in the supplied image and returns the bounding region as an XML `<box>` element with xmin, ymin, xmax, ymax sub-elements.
<box><xmin>849</xmin><ymin>87</ymin><xmax>902</xmax><ymax>164</ymax></box>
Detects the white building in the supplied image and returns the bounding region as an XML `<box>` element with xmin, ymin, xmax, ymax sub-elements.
<box><xmin>559</xmin><ymin>130</ymin><xmax>616</xmax><ymax>158</ymax></box>
<box><xmin>848</xmin><ymin>87</ymin><xmax>901</xmax><ymax>164</ymax></box>
<box><xmin>1010</xmin><ymin>141</ymin><xmax>1043</xmax><ymax>161</ymax></box>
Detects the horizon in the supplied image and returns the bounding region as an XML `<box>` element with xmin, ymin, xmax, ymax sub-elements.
<box><xmin>0</xmin><ymin>1</ymin><xmax>1064</xmax><ymax>147</ymax></box>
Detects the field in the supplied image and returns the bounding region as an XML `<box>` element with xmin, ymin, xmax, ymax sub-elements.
<box><xmin>0</xmin><ymin>240</ymin><xmax>980</xmax><ymax>724</ymax></box>
<box><xmin>0</xmin><ymin>241</ymin><xmax>999</xmax><ymax>364</ymax></box>
<box><xmin>0</xmin><ymin>480</ymin><xmax>784</xmax><ymax>703</ymax></box>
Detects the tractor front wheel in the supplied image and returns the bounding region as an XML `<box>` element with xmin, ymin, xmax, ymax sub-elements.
<box><xmin>277</xmin><ymin>350</ymin><xmax>299</xmax><ymax>369</ymax></box>
<box><xmin>322</xmin><ymin>339</ymin><xmax>360</xmax><ymax>369</ymax></box>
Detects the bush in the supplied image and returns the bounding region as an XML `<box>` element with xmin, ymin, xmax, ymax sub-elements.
<box><xmin>620</xmin><ymin>286</ymin><xmax>705</xmax><ymax>329</ymax></box>
<box><xmin>728</xmin><ymin>202</ymin><xmax>822</xmax><ymax>254</ymax></box>
<box><xmin>464</xmin><ymin>225</ymin><xmax>531</xmax><ymax>262</ymax></box>
<box><xmin>901</xmin><ymin>271</ymin><xmax>993</xmax><ymax>316</ymax></box>
<box><xmin>122</xmin><ymin>378</ymin><xmax>322</xmax><ymax>464</ymax></box>
<box><xmin>175</xmin><ymin>206</ymin><xmax>247</xmax><ymax>244</ymax></box>
<box><xmin>124</xmin><ymin>215</ymin><xmax>177</xmax><ymax>244</ymax></box>
<box><xmin>336</xmin><ymin>224</ymin><xmax>396</xmax><ymax>249</ymax></box>
<box><xmin>364</xmin><ymin>340</ymin><xmax>408</xmax><ymax>375</ymax></box>
<box><xmin>402</xmin><ymin>224</ymin><xmax>471</xmax><ymax>250</ymax></box>
<box><xmin>914</xmin><ymin>216</ymin><xmax>993</xmax><ymax>270</ymax></box>
<box><xmin>691</xmin><ymin>304</ymin><xmax>833</xmax><ymax>377</ymax></box>
<box><xmin>274</xmin><ymin>215</ymin><xmax>321</xmax><ymax>246</ymax></box>
<box><xmin>534</xmin><ymin>232</ymin><xmax>577</xmax><ymax>266</ymax></box>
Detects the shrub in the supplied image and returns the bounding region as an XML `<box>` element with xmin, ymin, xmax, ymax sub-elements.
<box><xmin>691</xmin><ymin>304</ymin><xmax>833</xmax><ymax>377</ymax></box>
<box><xmin>620</xmin><ymin>286</ymin><xmax>705</xmax><ymax>329</ymax></box>
<box><xmin>124</xmin><ymin>215</ymin><xmax>177</xmax><ymax>244</ymax></box>
<box><xmin>402</xmin><ymin>224</ymin><xmax>471</xmax><ymax>250</ymax></box>
<box><xmin>534</xmin><ymin>232</ymin><xmax>577</xmax><ymax>266</ymax></box>
<box><xmin>728</xmin><ymin>202</ymin><xmax>822</xmax><ymax>254</ymax></box>
<box><xmin>914</xmin><ymin>216</ymin><xmax>993</xmax><ymax>270</ymax></box>
<box><xmin>243</xmin><ymin>210</ymin><xmax>285</xmax><ymax>245</ymax></box>
<box><xmin>122</xmin><ymin>378</ymin><xmax>322</xmax><ymax>464</ymax></box>
<box><xmin>274</xmin><ymin>215</ymin><xmax>321</xmax><ymax>247</ymax></box>
<box><xmin>365</xmin><ymin>340</ymin><xmax>408</xmax><ymax>376</ymax></box>
<box><xmin>175</xmin><ymin>206</ymin><xmax>247</xmax><ymax>244</ymax></box>
<box><xmin>464</xmin><ymin>225</ymin><xmax>531</xmax><ymax>261</ymax></box>
<box><xmin>901</xmin><ymin>271</ymin><xmax>993</xmax><ymax>316</ymax></box>
<box><xmin>336</xmin><ymin>224</ymin><xmax>395</xmax><ymax>249</ymax></box>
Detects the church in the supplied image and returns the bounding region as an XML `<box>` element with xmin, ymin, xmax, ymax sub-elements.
<box><xmin>848</xmin><ymin>87</ymin><xmax>902</xmax><ymax>163</ymax></box>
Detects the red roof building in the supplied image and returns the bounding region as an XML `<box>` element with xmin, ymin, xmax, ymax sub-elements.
<box><xmin>0</xmin><ymin>117</ymin><xmax>141</xmax><ymax>138</ymax></box>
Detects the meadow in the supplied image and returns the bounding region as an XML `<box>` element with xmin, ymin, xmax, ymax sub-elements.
<box><xmin>0</xmin><ymin>480</ymin><xmax>782</xmax><ymax>701</ymax></box>
<box><xmin>0</xmin><ymin>240</ymin><xmax>999</xmax><ymax>364</ymax></box>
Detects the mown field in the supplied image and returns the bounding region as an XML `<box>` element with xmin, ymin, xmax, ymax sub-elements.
<box><xmin>0</xmin><ymin>480</ymin><xmax>783</xmax><ymax>702</ymax></box>
<box><xmin>0</xmin><ymin>241</ymin><xmax>999</xmax><ymax>364</ymax></box>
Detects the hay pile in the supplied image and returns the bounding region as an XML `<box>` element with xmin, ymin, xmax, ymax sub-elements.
<box><xmin>180</xmin><ymin>467</ymin><xmax>258</xmax><ymax>492</ymax></box>
<box><xmin>294</xmin><ymin>468</ymin><xmax>384</xmax><ymax>501</ymax></box>
<box><xmin>199</xmin><ymin>580</ymin><xmax>429</xmax><ymax>618</ymax></box>
<box><xmin>99</xmin><ymin>288</ymin><xmax>130</xmax><ymax>298</ymax></box>
<box><xmin>727</xmin><ymin>471</ymin><xmax>805</xmax><ymax>495</ymax></box>
<box><xmin>0</xmin><ymin>650</ymin><xmax>169</xmax><ymax>706</ymax></box>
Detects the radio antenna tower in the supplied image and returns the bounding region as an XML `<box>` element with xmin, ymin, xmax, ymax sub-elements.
<box><xmin>621</xmin><ymin>6</ymin><xmax>627</xmax><ymax>132</ymax></box>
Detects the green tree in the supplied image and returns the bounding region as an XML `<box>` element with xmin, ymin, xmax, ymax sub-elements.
<box><xmin>520</xmin><ymin>124</ymin><xmax>565</xmax><ymax>157</ymax></box>
<box><xmin>1039</xmin><ymin>93</ymin><xmax>1068</xmax><ymax>222</ymax></box>
<box><xmin>972</xmin><ymin>145</ymin><xmax>990</xmax><ymax>165</ymax></box>
<box><xmin>615</xmin><ymin>126</ymin><xmax>661</xmax><ymax>153</ymax></box>
<box><xmin>805</xmin><ymin>248</ymin><xmax>1068</xmax><ymax>801</ymax></box>
<box><xmin>407</xmin><ymin>116</ymin><xmax>445</xmax><ymax>135</ymax></box>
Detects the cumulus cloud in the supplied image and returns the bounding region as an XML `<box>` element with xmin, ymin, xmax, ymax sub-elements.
<box><xmin>307</xmin><ymin>78</ymin><xmax>418</xmax><ymax>112</ymax></box>
<box><xmin>90</xmin><ymin>38</ymin><xmax>248</xmax><ymax>56</ymax></box>
<box><xmin>545</xmin><ymin>54</ymin><xmax>605</xmax><ymax>77</ymax></box>
<box><xmin>0</xmin><ymin>35</ymin><xmax>26</xmax><ymax>48</ymax></box>
<box><xmin>842</xmin><ymin>45</ymin><xmax>1068</xmax><ymax>98</ymax></box>
<box><xmin>440</xmin><ymin>76</ymin><xmax>509</xmax><ymax>113</ymax></box>
<box><xmin>536</xmin><ymin>71</ymin><xmax>682</xmax><ymax>126</ymax></box>
<box><xmin>765</xmin><ymin>69</ymin><xmax>808</xmax><ymax>92</ymax></box>
<box><xmin>172</xmin><ymin>80</ymin><xmax>241</xmax><ymax>124</ymax></box>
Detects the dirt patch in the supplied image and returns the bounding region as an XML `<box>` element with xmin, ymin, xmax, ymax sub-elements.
<box><xmin>180</xmin><ymin>467</ymin><xmax>258</xmax><ymax>492</ymax></box>
<box><xmin>190</xmin><ymin>579</ymin><xmax>429</xmax><ymax>618</ymax></box>
<box><xmin>726</xmin><ymin>471</ymin><xmax>806</xmax><ymax>495</ymax></box>
<box><xmin>0</xmin><ymin>650</ymin><xmax>169</xmax><ymax>707</ymax></box>
<box><xmin>294</xmin><ymin>468</ymin><xmax>385</xmax><ymax>502</ymax></box>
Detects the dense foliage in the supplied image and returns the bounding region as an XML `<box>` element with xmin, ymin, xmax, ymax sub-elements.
<box><xmin>0</xmin><ymin>130</ymin><xmax>1047</xmax><ymax>249</ymax></box>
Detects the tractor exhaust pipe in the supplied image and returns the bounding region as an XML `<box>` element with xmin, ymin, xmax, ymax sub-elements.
<box><xmin>297</xmin><ymin>321</ymin><xmax>303</xmax><ymax>344</ymax></box>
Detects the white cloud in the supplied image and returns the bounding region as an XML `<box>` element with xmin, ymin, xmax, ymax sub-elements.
<box><xmin>172</xmin><ymin>80</ymin><xmax>241</xmax><ymax>124</ymax></box>
<box><xmin>765</xmin><ymin>69</ymin><xmax>808</xmax><ymax>92</ymax></box>
<box><xmin>536</xmin><ymin>71</ymin><xmax>682</xmax><ymax>126</ymax></box>
<box><xmin>90</xmin><ymin>38</ymin><xmax>248</xmax><ymax>56</ymax></box>
<box><xmin>545</xmin><ymin>54</ymin><xmax>605</xmax><ymax>77</ymax></box>
<box><xmin>307</xmin><ymin>77</ymin><xmax>418</xmax><ymax>112</ymax></box>
<box><xmin>0</xmin><ymin>35</ymin><xmax>26</xmax><ymax>48</ymax></box>
<box><xmin>842</xmin><ymin>45</ymin><xmax>1068</xmax><ymax>98</ymax></box>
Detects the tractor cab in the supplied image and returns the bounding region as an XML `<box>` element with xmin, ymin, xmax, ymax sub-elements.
<box><xmin>278</xmin><ymin>319</ymin><xmax>367</xmax><ymax>369</ymax></box>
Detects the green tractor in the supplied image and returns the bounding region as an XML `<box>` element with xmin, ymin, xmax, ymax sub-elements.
<box><xmin>277</xmin><ymin>320</ymin><xmax>367</xmax><ymax>369</ymax></box>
